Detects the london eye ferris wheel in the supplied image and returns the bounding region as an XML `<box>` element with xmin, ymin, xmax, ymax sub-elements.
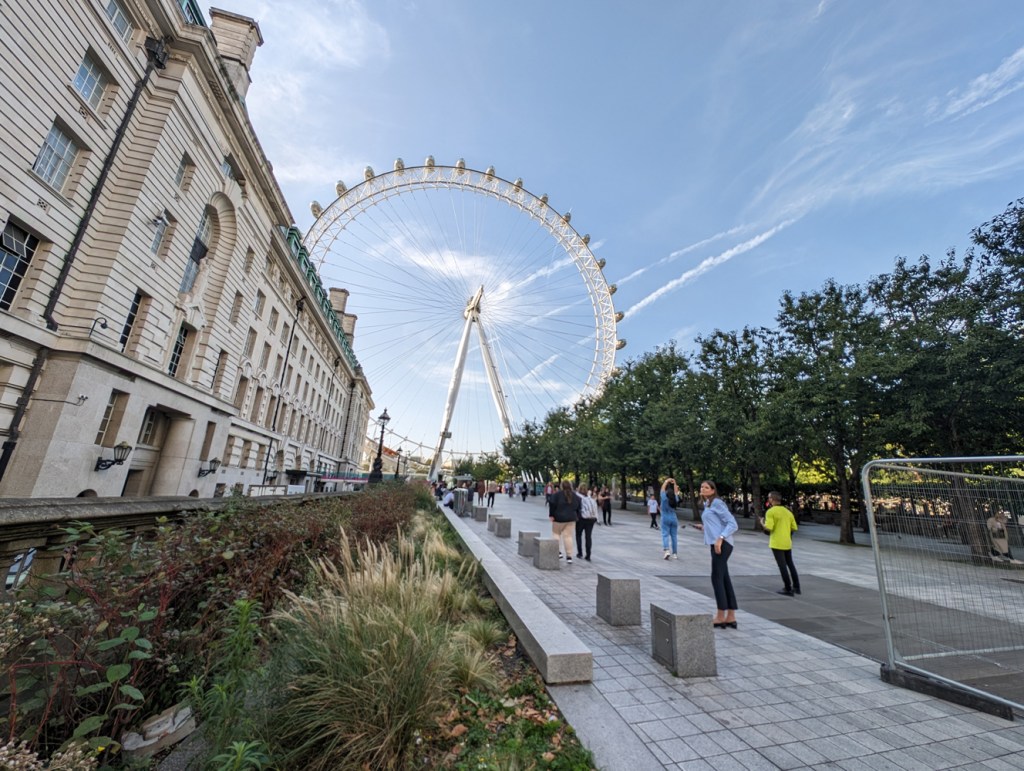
<box><xmin>303</xmin><ymin>158</ymin><xmax>624</xmax><ymax>479</ymax></box>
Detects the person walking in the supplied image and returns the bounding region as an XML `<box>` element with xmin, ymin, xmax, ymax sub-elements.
<box><xmin>759</xmin><ymin>491</ymin><xmax>801</xmax><ymax>596</ymax></box>
<box><xmin>575</xmin><ymin>484</ymin><xmax>599</xmax><ymax>561</ymax></box>
<box><xmin>475</xmin><ymin>478</ymin><xmax>486</xmax><ymax>506</ymax></box>
<box><xmin>659</xmin><ymin>478</ymin><xmax>683</xmax><ymax>560</ymax></box>
<box><xmin>693</xmin><ymin>480</ymin><xmax>738</xmax><ymax>628</ymax></box>
<box><xmin>549</xmin><ymin>480</ymin><xmax>581</xmax><ymax>563</ymax></box>
<box><xmin>598</xmin><ymin>486</ymin><xmax>612</xmax><ymax>526</ymax></box>
<box><xmin>486</xmin><ymin>480</ymin><xmax>498</xmax><ymax>507</ymax></box>
<box><xmin>647</xmin><ymin>489</ymin><xmax>660</xmax><ymax>529</ymax></box>
<box><xmin>521</xmin><ymin>482</ymin><xmax>529</xmax><ymax>502</ymax></box>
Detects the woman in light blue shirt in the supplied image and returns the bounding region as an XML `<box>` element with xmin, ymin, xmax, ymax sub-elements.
<box><xmin>694</xmin><ymin>480</ymin><xmax>739</xmax><ymax>628</ymax></box>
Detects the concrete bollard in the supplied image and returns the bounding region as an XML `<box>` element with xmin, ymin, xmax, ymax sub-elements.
<box><xmin>650</xmin><ymin>602</ymin><xmax>716</xmax><ymax>677</ymax></box>
<box><xmin>518</xmin><ymin>530</ymin><xmax>540</xmax><ymax>557</ymax></box>
<box><xmin>533</xmin><ymin>537</ymin><xmax>561</xmax><ymax>570</ymax></box>
<box><xmin>473</xmin><ymin>506</ymin><xmax>488</xmax><ymax>522</ymax></box>
<box><xmin>495</xmin><ymin>517</ymin><xmax>512</xmax><ymax>538</ymax></box>
<box><xmin>596</xmin><ymin>573</ymin><xmax>641</xmax><ymax>626</ymax></box>
<box><xmin>488</xmin><ymin>512</ymin><xmax>500</xmax><ymax>531</ymax></box>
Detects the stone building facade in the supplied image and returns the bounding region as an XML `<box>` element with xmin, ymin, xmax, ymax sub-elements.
<box><xmin>0</xmin><ymin>0</ymin><xmax>371</xmax><ymax>497</ymax></box>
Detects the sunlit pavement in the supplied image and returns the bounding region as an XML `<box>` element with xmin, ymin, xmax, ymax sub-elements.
<box><xmin>455</xmin><ymin>492</ymin><xmax>1024</xmax><ymax>770</ymax></box>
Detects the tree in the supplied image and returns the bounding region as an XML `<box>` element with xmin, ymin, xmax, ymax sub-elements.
<box><xmin>777</xmin><ymin>281</ymin><xmax>889</xmax><ymax>544</ymax></box>
<box><xmin>696</xmin><ymin>327</ymin><xmax>789</xmax><ymax>524</ymax></box>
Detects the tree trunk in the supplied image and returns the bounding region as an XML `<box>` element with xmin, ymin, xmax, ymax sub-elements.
<box><xmin>749</xmin><ymin>468</ymin><xmax>764</xmax><ymax>526</ymax></box>
<box><xmin>838</xmin><ymin>472</ymin><xmax>855</xmax><ymax>544</ymax></box>
<box><xmin>619</xmin><ymin>468</ymin><xmax>628</xmax><ymax>510</ymax></box>
<box><xmin>683</xmin><ymin>468</ymin><xmax>700</xmax><ymax>523</ymax></box>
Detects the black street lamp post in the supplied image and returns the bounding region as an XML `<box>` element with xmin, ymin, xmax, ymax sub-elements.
<box><xmin>367</xmin><ymin>408</ymin><xmax>390</xmax><ymax>485</ymax></box>
<box><xmin>393</xmin><ymin>446</ymin><xmax>402</xmax><ymax>481</ymax></box>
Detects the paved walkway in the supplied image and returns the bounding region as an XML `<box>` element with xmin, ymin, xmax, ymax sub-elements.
<box><xmin>454</xmin><ymin>493</ymin><xmax>1024</xmax><ymax>770</ymax></box>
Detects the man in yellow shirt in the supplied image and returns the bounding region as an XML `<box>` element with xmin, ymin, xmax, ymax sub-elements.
<box><xmin>759</xmin><ymin>491</ymin><xmax>801</xmax><ymax>596</ymax></box>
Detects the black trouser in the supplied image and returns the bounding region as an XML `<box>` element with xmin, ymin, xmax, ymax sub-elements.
<box><xmin>602</xmin><ymin>503</ymin><xmax>612</xmax><ymax>525</ymax></box>
<box><xmin>521</xmin><ymin>490</ymin><xmax>528</xmax><ymax>501</ymax></box>
<box><xmin>710</xmin><ymin>541</ymin><xmax>737</xmax><ymax>610</ymax></box>
<box><xmin>575</xmin><ymin>518</ymin><xmax>596</xmax><ymax>558</ymax></box>
<box><xmin>487</xmin><ymin>492</ymin><xmax>495</xmax><ymax>506</ymax></box>
<box><xmin>772</xmin><ymin>548</ymin><xmax>799</xmax><ymax>591</ymax></box>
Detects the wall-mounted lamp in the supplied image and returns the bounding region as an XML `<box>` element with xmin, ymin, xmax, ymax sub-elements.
<box><xmin>152</xmin><ymin>212</ymin><xmax>170</xmax><ymax>228</ymax></box>
<box><xmin>95</xmin><ymin>441</ymin><xmax>133</xmax><ymax>471</ymax></box>
<box><xmin>198</xmin><ymin>457</ymin><xmax>222</xmax><ymax>477</ymax></box>
<box><xmin>89</xmin><ymin>317</ymin><xmax>108</xmax><ymax>337</ymax></box>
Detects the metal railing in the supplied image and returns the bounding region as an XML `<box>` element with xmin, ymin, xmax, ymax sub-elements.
<box><xmin>862</xmin><ymin>456</ymin><xmax>1024</xmax><ymax>715</ymax></box>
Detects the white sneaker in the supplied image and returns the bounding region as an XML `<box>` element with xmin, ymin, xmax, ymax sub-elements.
<box><xmin>663</xmin><ymin>550</ymin><xmax>671</xmax><ymax>560</ymax></box>
<box><xmin>672</xmin><ymin>554</ymin><xmax>678</xmax><ymax>560</ymax></box>
<box><xmin>566</xmin><ymin>557</ymin><xmax>573</xmax><ymax>563</ymax></box>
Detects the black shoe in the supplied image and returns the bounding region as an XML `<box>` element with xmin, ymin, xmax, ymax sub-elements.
<box><xmin>794</xmin><ymin>588</ymin><xmax>801</xmax><ymax>595</ymax></box>
<box><xmin>726</xmin><ymin>621</ymin><xmax>738</xmax><ymax>629</ymax></box>
<box><xmin>713</xmin><ymin>622</ymin><xmax>727</xmax><ymax>629</ymax></box>
<box><xmin>585</xmin><ymin>556</ymin><xmax>591</xmax><ymax>561</ymax></box>
<box><xmin>576</xmin><ymin>554</ymin><xmax>583</xmax><ymax>559</ymax></box>
<box><xmin>777</xmin><ymin>589</ymin><xmax>794</xmax><ymax>596</ymax></box>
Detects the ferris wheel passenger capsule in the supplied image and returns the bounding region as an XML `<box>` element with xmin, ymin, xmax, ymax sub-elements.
<box><xmin>425</xmin><ymin>155</ymin><xmax>435</xmax><ymax>167</ymax></box>
<box><xmin>596</xmin><ymin>258</ymin><xmax>606</xmax><ymax>269</ymax></box>
<box><xmin>539</xmin><ymin>194</ymin><xmax>548</xmax><ymax>204</ymax></box>
<box><xmin>513</xmin><ymin>178</ymin><xmax>523</xmax><ymax>188</ymax></box>
<box><xmin>582</xmin><ymin>234</ymin><xmax>590</xmax><ymax>244</ymax></box>
<box><xmin>614</xmin><ymin>311</ymin><xmax>624</xmax><ymax>322</ymax></box>
<box><xmin>335</xmin><ymin>180</ymin><xmax>347</xmax><ymax>196</ymax></box>
<box><xmin>608</xmin><ymin>283</ymin><xmax>617</xmax><ymax>295</ymax></box>
<box><xmin>561</xmin><ymin>211</ymin><xmax>572</xmax><ymax>223</ymax></box>
<box><xmin>310</xmin><ymin>201</ymin><xmax>323</xmax><ymax>217</ymax></box>
<box><xmin>616</xmin><ymin>339</ymin><xmax>627</xmax><ymax>350</ymax></box>
<box><xmin>364</xmin><ymin>166</ymin><xmax>375</xmax><ymax>180</ymax></box>
<box><xmin>394</xmin><ymin>158</ymin><xmax>405</xmax><ymax>171</ymax></box>
<box><xmin>455</xmin><ymin>158</ymin><xmax>466</xmax><ymax>170</ymax></box>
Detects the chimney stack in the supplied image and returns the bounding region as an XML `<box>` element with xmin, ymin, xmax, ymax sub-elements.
<box><xmin>209</xmin><ymin>9</ymin><xmax>263</xmax><ymax>100</ymax></box>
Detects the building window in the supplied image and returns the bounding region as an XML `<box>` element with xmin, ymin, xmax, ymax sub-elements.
<box><xmin>138</xmin><ymin>408</ymin><xmax>168</xmax><ymax>447</ymax></box>
<box><xmin>168</xmin><ymin>324</ymin><xmax>189</xmax><ymax>377</ymax></box>
<box><xmin>73</xmin><ymin>54</ymin><xmax>108</xmax><ymax>111</ymax></box>
<box><xmin>174</xmin><ymin>154</ymin><xmax>194</xmax><ymax>191</ymax></box>
<box><xmin>95</xmin><ymin>390</ymin><xmax>128</xmax><ymax>446</ymax></box>
<box><xmin>151</xmin><ymin>211</ymin><xmax>171</xmax><ymax>254</ymax></box>
<box><xmin>211</xmin><ymin>349</ymin><xmax>228</xmax><ymax>394</ymax></box>
<box><xmin>259</xmin><ymin>342</ymin><xmax>271</xmax><ymax>371</ymax></box>
<box><xmin>1</xmin><ymin>222</ymin><xmax>40</xmax><ymax>311</ymax></box>
<box><xmin>33</xmin><ymin>124</ymin><xmax>79</xmax><ymax>190</ymax></box>
<box><xmin>281</xmin><ymin>322</ymin><xmax>290</xmax><ymax>342</ymax></box>
<box><xmin>243</xmin><ymin>328</ymin><xmax>257</xmax><ymax>359</ymax></box>
<box><xmin>268</xmin><ymin>308</ymin><xmax>279</xmax><ymax>332</ymax></box>
<box><xmin>179</xmin><ymin>211</ymin><xmax>212</xmax><ymax>293</ymax></box>
<box><xmin>243</xmin><ymin>249</ymin><xmax>255</xmax><ymax>273</ymax></box>
<box><xmin>119</xmin><ymin>290</ymin><xmax>145</xmax><ymax>351</ymax></box>
<box><xmin>177</xmin><ymin>0</ymin><xmax>204</xmax><ymax>25</ymax></box>
<box><xmin>104</xmin><ymin>0</ymin><xmax>135</xmax><ymax>43</ymax></box>
<box><xmin>232</xmin><ymin>376</ymin><xmax>249</xmax><ymax>410</ymax></box>
<box><xmin>229</xmin><ymin>292</ymin><xmax>243</xmax><ymax>324</ymax></box>
<box><xmin>254</xmin><ymin>291</ymin><xmax>265</xmax><ymax>318</ymax></box>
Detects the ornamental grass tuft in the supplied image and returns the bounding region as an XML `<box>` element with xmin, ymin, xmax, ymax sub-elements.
<box><xmin>260</xmin><ymin>529</ymin><xmax>498</xmax><ymax>770</ymax></box>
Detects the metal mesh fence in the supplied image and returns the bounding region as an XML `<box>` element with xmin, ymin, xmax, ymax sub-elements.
<box><xmin>862</xmin><ymin>456</ymin><xmax>1024</xmax><ymax>713</ymax></box>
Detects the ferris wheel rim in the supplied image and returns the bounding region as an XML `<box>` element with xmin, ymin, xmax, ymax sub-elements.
<box><xmin>303</xmin><ymin>162</ymin><xmax>619</xmax><ymax>396</ymax></box>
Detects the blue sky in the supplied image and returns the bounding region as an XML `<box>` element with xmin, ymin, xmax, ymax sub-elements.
<box><xmin>245</xmin><ymin>0</ymin><xmax>1024</xmax><ymax>458</ymax></box>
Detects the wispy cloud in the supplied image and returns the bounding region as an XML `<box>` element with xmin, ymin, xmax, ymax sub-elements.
<box><xmin>616</xmin><ymin>225</ymin><xmax>746</xmax><ymax>286</ymax></box>
<box><xmin>252</xmin><ymin>0</ymin><xmax>390</xmax><ymax>69</ymax></box>
<box><xmin>623</xmin><ymin>220</ymin><xmax>797</xmax><ymax>319</ymax></box>
<box><xmin>939</xmin><ymin>45</ymin><xmax>1024</xmax><ymax>119</ymax></box>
